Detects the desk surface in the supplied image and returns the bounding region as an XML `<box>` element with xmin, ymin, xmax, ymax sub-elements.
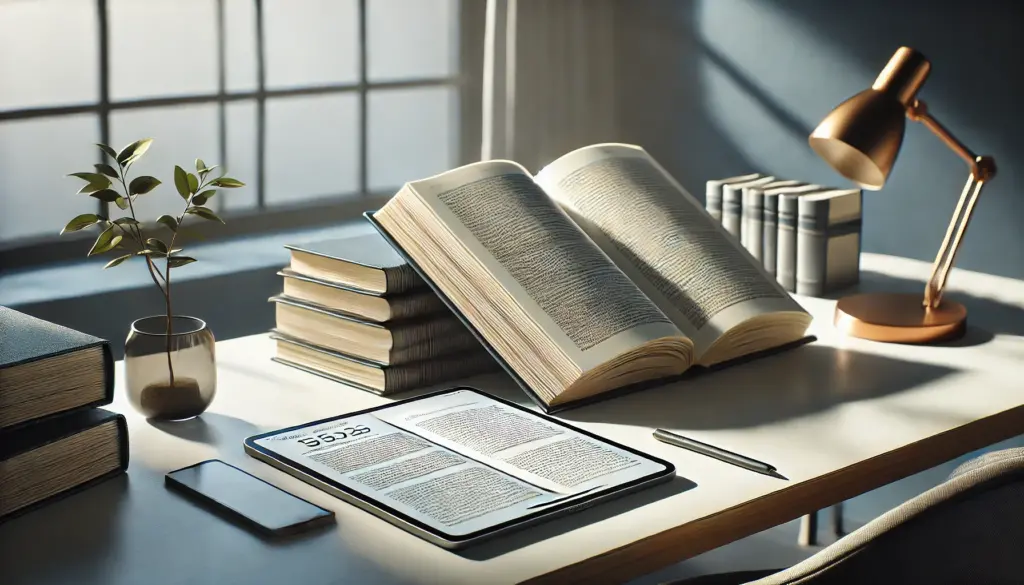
<box><xmin>4</xmin><ymin>253</ymin><xmax>1024</xmax><ymax>585</ymax></box>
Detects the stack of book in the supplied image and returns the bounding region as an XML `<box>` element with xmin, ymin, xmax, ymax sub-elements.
<box><xmin>0</xmin><ymin>307</ymin><xmax>129</xmax><ymax>523</ymax></box>
<box><xmin>270</xmin><ymin>232</ymin><xmax>494</xmax><ymax>395</ymax></box>
<box><xmin>706</xmin><ymin>174</ymin><xmax>863</xmax><ymax>296</ymax></box>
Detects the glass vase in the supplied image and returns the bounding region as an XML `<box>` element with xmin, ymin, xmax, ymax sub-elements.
<box><xmin>125</xmin><ymin>315</ymin><xmax>216</xmax><ymax>421</ymax></box>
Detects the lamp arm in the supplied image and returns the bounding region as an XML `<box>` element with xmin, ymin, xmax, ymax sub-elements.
<box><xmin>907</xmin><ymin>100</ymin><xmax>997</xmax><ymax>308</ymax></box>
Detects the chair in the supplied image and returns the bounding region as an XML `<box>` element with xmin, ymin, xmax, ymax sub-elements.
<box><xmin>670</xmin><ymin>448</ymin><xmax>1024</xmax><ymax>585</ymax></box>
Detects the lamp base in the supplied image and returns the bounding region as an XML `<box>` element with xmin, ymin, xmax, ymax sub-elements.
<box><xmin>833</xmin><ymin>292</ymin><xmax>966</xmax><ymax>344</ymax></box>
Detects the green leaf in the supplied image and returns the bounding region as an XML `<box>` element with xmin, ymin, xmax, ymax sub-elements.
<box><xmin>167</xmin><ymin>256</ymin><xmax>197</xmax><ymax>268</ymax></box>
<box><xmin>173</xmin><ymin>165</ymin><xmax>190</xmax><ymax>199</ymax></box>
<box><xmin>60</xmin><ymin>213</ymin><xmax>101</xmax><ymax>235</ymax></box>
<box><xmin>186</xmin><ymin>173</ymin><xmax>199</xmax><ymax>194</ymax></box>
<box><xmin>88</xmin><ymin>227</ymin><xmax>121</xmax><ymax>256</ymax></box>
<box><xmin>146</xmin><ymin>238</ymin><xmax>169</xmax><ymax>254</ymax></box>
<box><xmin>186</xmin><ymin>206</ymin><xmax>224</xmax><ymax>223</ymax></box>
<box><xmin>195</xmin><ymin>158</ymin><xmax>206</xmax><ymax>173</ymax></box>
<box><xmin>114</xmin><ymin>196</ymin><xmax>129</xmax><ymax>210</ymax></box>
<box><xmin>94</xmin><ymin>163</ymin><xmax>119</xmax><ymax>178</ymax></box>
<box><xmin>69</xmin><ymin>172</ymin><xmax>111</xmax><ymax>194</ymax></box>
<box><xmin>89</xmin><ymin>188</ymin><xmax>122</xmax><ymax>203</ymax></box>
<box><xmin>168</xmin><ymin>248</ymin><xmax>183</xmax><ymax>255</ymax></box>
<box><xmin>156</xmin><ymin>214</ymin><xmax>178</xmax><ymax>232</ymax></box>
<box><xmin>210</xmin><ymin>177</ymin><xmax>245</xmax><ymax>188</ymax></box>
<box><xmin>97</xmin><ymin>143</ymin><xmax>118</xmax><ymax>160</ymax></box>
<box><xmin>135</xmin><ymin>249</ymin><xmax>156</xmax><ymax>256</ymax></box>
<box><xmin>191</xmin><ymin>189</ymin><xmax>216</xmax><ymax>206</ymax></box>
<box><xmin>116</xmin><ymin>138</ymin><xmax>153</xmax><ymax>166</ymax></box>
<box><xmin>198</xmin><ymin>164</ymin><xmax>219</xmax><ymax>179</ymax></box>
<box><xmin>129</xmin><ymin>175</ymin><xmax>161</xmax><ymax>195</ymax></box>
<box><xmin>113</xmin><ymin>217</ymin><xmax>140</xmax><ymax>227</ymax></box>
<box><xmin>104</xmin><ymin>254</ymin><xmax>133</xmax><ymax>269</ymax></box>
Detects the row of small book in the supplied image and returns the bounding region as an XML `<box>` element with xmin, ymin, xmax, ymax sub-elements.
<box><xmin>269</xmin><ymin>232</ymin><xmax>496</xmax><ymax>396</ymax></box>
<box><xmin>0</xmin><ymin>307</ymin><xmax>128</xmax><ymax>523</ymax></box>
<box><xmin>705</xmin><ymin>173</ymin><xmax>863</xmax><ymax>296</ymax></box>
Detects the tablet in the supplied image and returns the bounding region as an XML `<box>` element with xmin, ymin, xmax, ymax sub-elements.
<box><xmin>244</xmin><ymin>387</ymin><xmax>676</xmax><ymax>549</ymax></box>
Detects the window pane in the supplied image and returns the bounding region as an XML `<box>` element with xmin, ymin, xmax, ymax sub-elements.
<box><xmin>0</xmin><ymin>0</ymin><xmax>98</xmax><ymax>110</ymax></box>
<box><xmin>109</xmin><ymin>104</ymin><xmax>219</xmax><ymax>222</ymax></box>
<box><xmin>368</xmin><ymin>87</ymin><xmax>457</xmax><ymax>191</ymax></box>
<box><xmin>223</xmin><ymin>101</ymin><xmax>258</xmax><ymax>212</ymax></box>
<box><xmin>265</xmin><ymin>94</ymin><xmax>358</xmax><ymax>205</ymax></box>
<box><xmin>109</xmin><ymin>0</ymin><xmax>218</xmax><ymax>100</ymax></box>
<box><xmin>368</xmin><ymin>0</ymin><xmax>458</xmax><ymax>82</ymax></box>
<box><xmin>225</xmin><ymin>0</ymin><xmax>257</xmax><ymax>93</ymax></box>
<box><xmin>264</xmin><ymin>0</ymin><xmax>359</xmax><ymax>89</ymax></box>
<box><xmin>0</xmin><ymin>116</ymin><xmax>99</xmax><ymax>243</ymax></box>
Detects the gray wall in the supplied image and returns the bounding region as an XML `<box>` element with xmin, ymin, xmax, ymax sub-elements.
<box><xmin>614</xmin><ymin>0</ymin><xmax>1023</xmax><ymax>279</ymax></box>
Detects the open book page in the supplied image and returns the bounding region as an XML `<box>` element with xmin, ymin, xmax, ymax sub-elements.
<box><xmin>375</xmin><ymin>389</ymin><xmax>664</xmax><ymax>495</ymax></box>
<box><xmin>253</xmin><ymin>413</ymin><xmax>547</xmax><ymax>536</ymax></box>
<box><xmin>535</xmin><ymin>144</ymin><xmax>808</xmax><ymax>360</ymax></box>
<box><xmin>404</xmin><ymin>160</ymin><xmax>688</xmax><ymax>374</ymax></box>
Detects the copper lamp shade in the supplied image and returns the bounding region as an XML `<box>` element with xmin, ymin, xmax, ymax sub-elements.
<box><xmin>808</xmin><ymin>47</ymin><xmax>995</xmax><ymax>344</ymax></box>
<box><xmin>809</xmin><ymin>47</ymin><xmax>931</xmax><ymax>191</ymax></box>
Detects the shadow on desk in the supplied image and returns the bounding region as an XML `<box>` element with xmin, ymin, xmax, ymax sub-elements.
<box><xmin>148</xmin><ymin>412</ymin><xmax>261</xmax><ymax>445</ymax></box>
<box><xmin>563</xmin><ymin>344</ymin><xmax>957</xmax><ymax>431</ymax></box>
<box><xmin>459</xmin><ymin>475</ymin><xmax>698</xmax><ymax>561</ymax></box>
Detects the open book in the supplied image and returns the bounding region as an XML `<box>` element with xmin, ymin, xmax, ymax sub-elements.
<box><xmin>371</xmin><ymin>144</ymin><xmax>812</xmax><ymax>409</ymax></box>
<box><xmin>245</xmin><ymin>388</ymin><xmax>673</xmax><ymax>548</ymax></box>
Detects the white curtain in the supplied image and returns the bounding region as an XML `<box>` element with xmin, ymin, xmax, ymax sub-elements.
<box><xmin>482</xmin><ymin>0</ymin><xmax>619</xmax><ymax>171</ymax></box>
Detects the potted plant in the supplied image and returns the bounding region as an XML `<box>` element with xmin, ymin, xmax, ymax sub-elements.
<box><xmin>62</xmin><ymin>139</ymin><xmax>244</xmax><ymax>420</ymax></box>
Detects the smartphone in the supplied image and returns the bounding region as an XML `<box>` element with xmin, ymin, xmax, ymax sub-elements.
<box><xmin>165</xmin><ymin>459</ymin><xmax>335</xmax><ymax>537</ymax></box>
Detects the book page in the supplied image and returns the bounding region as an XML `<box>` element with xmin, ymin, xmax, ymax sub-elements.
<box><xmin>375</xmin><ymin>389</ymin><xmax>666</xmax><ymax>494</ymax></box>
<box><xmin>406</xmin><ymin>160</ymin><xmax>686</xmax><ymax>372</ymax></box>
<box><xmin>535</xmin><ymin>144</ymin><xmax>806</xmax><ymax>357</ymax></box>
<box><xmin>253</xmin><ymin>413</ymin><xmax>549</xmax><ymax>537</ymax></box>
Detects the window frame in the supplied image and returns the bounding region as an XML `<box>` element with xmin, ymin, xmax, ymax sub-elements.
<box><xmin>0</xmin><ymin>0</ymin><xmax>483</xmax><ymax>272</ymax></box>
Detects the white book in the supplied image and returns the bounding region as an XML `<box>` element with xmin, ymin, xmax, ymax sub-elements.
<box><xmin>722</xmin><ymin>176</ymin><xmax>775</xmax><ymax>240</ymax></box>
<box><xmin>742</xmin><ymin>180</ymin><xmax>803</xmax><ymax>260</ymax></box>
<box><xmin>777</xmin><ymin>188</ymin><xmax>853</xmax><ymax>292</ymax></box>
<box><xmin>762</xmin><ymin>184</ymin><xmax>828</xmax><ymax>277</ymax></box>
<box><xmin>705</xmin><ymin>173</ymin><xmax>762</xmax><ymax>223</ymax></box>
<box><xmin>796</xmin><ymin>189</ymin><xmax>863</xmax><ymax>296</ymax></box>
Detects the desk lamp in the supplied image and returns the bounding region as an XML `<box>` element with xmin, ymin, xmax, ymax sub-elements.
<box><xmin>809</xmin><ymin>47</ymin><xmax>996</xmax><ymax>343</ymax></box>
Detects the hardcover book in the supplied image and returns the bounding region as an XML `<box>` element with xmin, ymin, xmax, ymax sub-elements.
<box><xmin>722</xmin><ymin>175</ymin><xmax>776</xmax><ymax>239</ymax></box>
<box><xmin>0</xmin><ymin>307</ymin><xmax>114</xmax><ymax>430</ymax></box>
<box><xmin>0</xmin><ymin>408</ymin><xmax>129</xmax><ymax>522</ymax></box>
<box><xmin>270</xmin><ymin>332</ymin><xmax>496</xmax><ymax>395</ymax></box>
<box><xmin>279</xmin><ymin>269</ymin><xmax>445</xmax><ymax>323</ymax></box>
<box><xmin>270</xmin><ymin>296</ymin><xmax>480</xmax><ymax>365</ymax></box>
<box><xmin>762</xmin><ymin>184</ymin><xmax>828</xmax><ymax>277</ymax></box>
<box><xmin>796</xmin><ymin>189</ymin><xmax>863</xmax><ymax>296</ymax></box>
<box><xmin>705</xmin><ymin>173</ymin><xmax>762</xmax><ymax>222</ymax></box>
<box><xmin>369</xmin><ymin>143</ymin><xmax>812</xmax><ymax>411</ymax></box>
<box><xmin>777</xmin><ymin>188</ymin><xmax>855</xmax><ymax>292</ymax></box>
<box><xmin>285</xmin><ymin>232</ymin><xmax>424</xmax><ymax>295</ymax></box>
<box><xmin>741</xmin><ymin>180</ymin><xmax>804</xmax><ymax>258</ymax></box>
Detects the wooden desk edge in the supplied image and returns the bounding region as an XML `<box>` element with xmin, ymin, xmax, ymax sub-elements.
<box><xmin>523</xmin><ymin>405</ymin><xmax>1024</xmax><ymax>585</ymax></box>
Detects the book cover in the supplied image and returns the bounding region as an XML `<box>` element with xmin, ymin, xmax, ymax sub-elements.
<box><xmin>0</xmin><ymin>408</ymin><xmax>129</xmax><ymax>522</ymax></box>
<box><xmin>705</xmin><ymin>173</ymin><xmax>762</xmax><ymax>222</ymax></box>
<box><xmin>762</xmin><ymin>184</ymin><xmax>828</xmax><ymax>277</ymax></box>
<box><xmin>0</xmin><ymin>307</ymin><xmax>114</xmax><ymax>430</ymax></box>
<box><xmin>722</xmin><ymin>176</ymin><xmax>775</xmax><ymax>239</ymax></box>
<box><xmin>741</xmin><ymin>180</ymin><xmax>803</xmax><ymax>258</ymax></box>
<box><xmin>796</xmin><ymin>189</ymin><xmax>863</xmax><ymax>296</ymax></box>
<box><xmin>278</xmin><ymin>269</ymin><xmax>445</xmax><ymax>322</ymax></box>
<box><xmin>285</xmin><ymin>232</ymin><xmax>422</xmax><ymax>294</ymax></box>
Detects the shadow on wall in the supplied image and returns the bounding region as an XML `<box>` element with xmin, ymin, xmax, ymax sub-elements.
<box><xmin>613</xmin><ymin>0</ymin><xmax>1024</xmax><ymax>280</ymax></box>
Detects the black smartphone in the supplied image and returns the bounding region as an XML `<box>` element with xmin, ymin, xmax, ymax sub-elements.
<box><xmin>165</xmin><ymin>459</ymin><xmax>335</xmax><ymax>537</ymax></box>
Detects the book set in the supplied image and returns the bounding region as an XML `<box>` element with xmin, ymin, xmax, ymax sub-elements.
<box><xmin>706</xmin><ymin>173</ymin><xmax>864</xmax><ymax>296</ymax></box>
<box><xmin>0</xmin><ymin>307</ymin><xmax>129</xmax><ymax>523</ymax></box>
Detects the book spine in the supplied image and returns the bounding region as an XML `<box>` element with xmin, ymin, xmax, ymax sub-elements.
<box><xmin>705</xmin><ymin>181</ymin><xmax>723</xmax><ymax>222</ymax></box>
<box><xmin>776</xmin><ymin>194</ymin><xmax>800</xmax><ymax>292</ymax></box>
<box><xmin>795</xmin><ymin>199</ymin><xmax>830</xmax><ymax>296</ymax></box>
<box><xmin>722</xmin><ymin>185</ymin><xmax>743</xmax><ymax>238</ymax></box>
<box><xmin>383</xmin><ymin>264</ymin><xmax>424</xmax><ymax>295</ymax></box>
<box><xmin>742</xmin><ymin>188</ymin><xmax>764</xmax><ymax>260</ymax></box>
<box><xmin>763</xmin><ymin>196</ymin><xmax>779</xmax><ymax>276</ymax></box>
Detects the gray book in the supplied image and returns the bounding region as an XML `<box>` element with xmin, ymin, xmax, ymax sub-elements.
<box><xmin>777</xmin><ymin>188</ymin><xmax>849</xmax><ymax>291</ymax></box>
<box><xmin>741</xmin><ymin>180</ymin><xmax>803</xmax><ymax>259</ymax></box>
<box><xmin>722</xmin><ymin>176</ymin><xmax>775</xmax><ymax>239</ymax></box>
<box><xmin>762</xmin><ymin>184</ymin><xmax>827</xmax><ymax>277</ymax></box>
<box><xmin>796</xmin><ymin>189</ymin><xmax>863</xmax><ymax>296</ymax></box>
<box><xmin>705</xmin><ymin>173</ymin><xmax>762</xmax><ymax>222</ymax></box>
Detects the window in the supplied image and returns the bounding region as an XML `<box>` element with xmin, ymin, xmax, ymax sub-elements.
<box><xmin>0</xmin><ymin>0</ymin><xmax>481</xmax><ymax>269</ymax></box>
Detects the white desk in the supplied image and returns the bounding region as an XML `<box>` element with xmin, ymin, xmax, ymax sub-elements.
<box><xmin>4</xmin><ymin>253</ymin><xmax>1024</xmax><ymax>585</ymax></box>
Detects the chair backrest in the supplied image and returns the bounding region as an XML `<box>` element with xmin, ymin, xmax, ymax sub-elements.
<box><xmin>749</xmin><ymin>447</ymin><xmax>1024</xmax><ymax>585</ymax></box>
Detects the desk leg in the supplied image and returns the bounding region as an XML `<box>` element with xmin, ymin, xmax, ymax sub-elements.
<box><xmin>798</xmin><ymin>511</ymin><xmax>818</xmax><ymax>547</ymax></box>
<box><xmin>831</xmin><ymin>502</ymin><xmax>845</xmax><ymax>537</ymax></box>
